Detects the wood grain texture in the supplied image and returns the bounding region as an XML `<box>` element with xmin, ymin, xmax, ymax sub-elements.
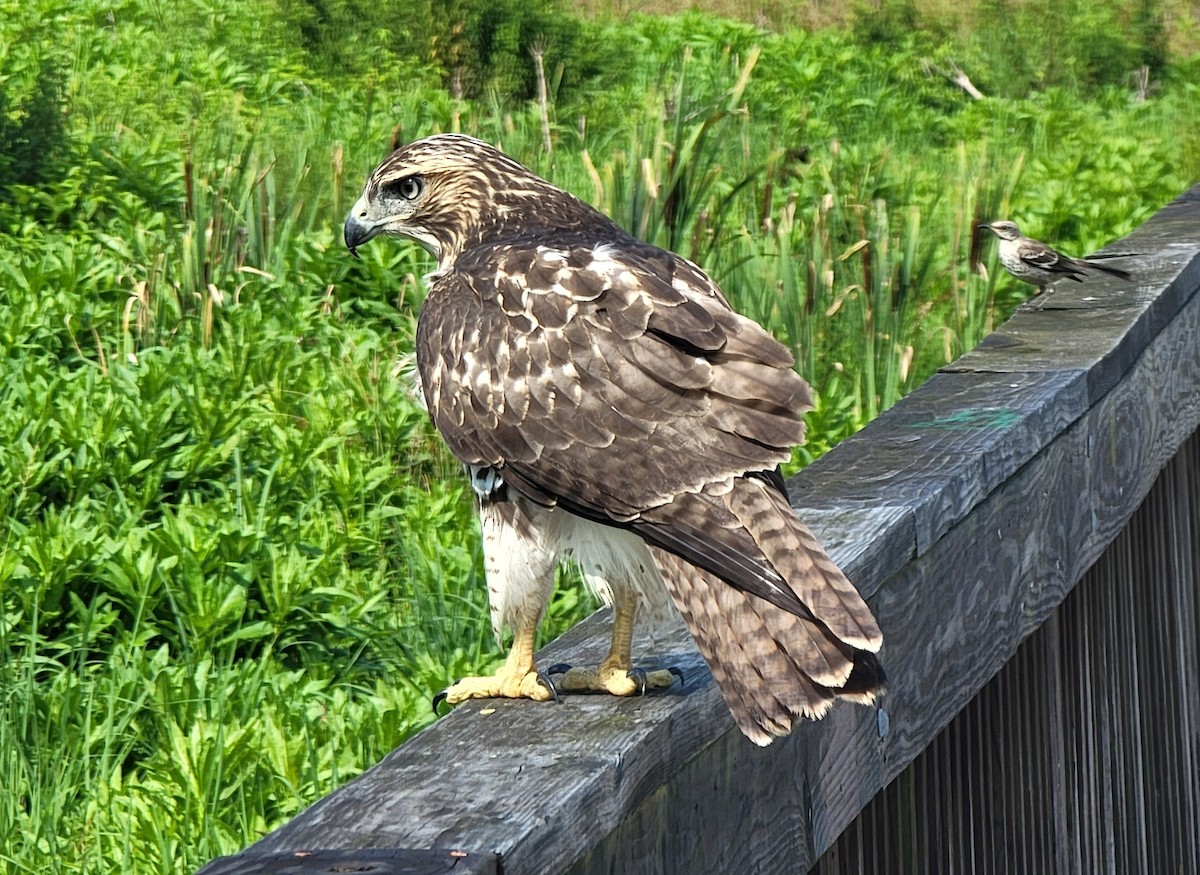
<box><xmin>249</xmin><ymin>615</ymin><xmax>730</xmax><ymax>875</ymax></box>
<box><xmin>789</xmin><ymin>369</ymin><xmax>1086</xmax><ymax>553</ymax></box>
<box><xmin>817</xmin><ymin>441</ymin><xmax>1200</xmax><ymax>873</ymax></box>
<box><xmin>803</xmin><ymin>224</ymin><xmax>1200</xmax><ymax>858</ymax></box>
<box><xmin>194</xmin><ymin>185</ymin><xmax>1200</xmax><ymax>875</ymax></box>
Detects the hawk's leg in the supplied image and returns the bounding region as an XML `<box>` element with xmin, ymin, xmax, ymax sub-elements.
<box><xmin>438</xmin><ymin>618</ymin><xmax>556</xmax><ymax>704</ymax></box>
<box><xmin>437</xmin><ymin>492</ymin><xmax>558</xmax><ymax>706</ymax></box>
<box><xmin>551</xmin><ymin>587</ymin><xmax>679</xmax><ymax>696</ymax></box>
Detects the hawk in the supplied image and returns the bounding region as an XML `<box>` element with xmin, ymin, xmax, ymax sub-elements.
<box><xmin>343</xmin><ymin>134</ymin><xmax>884</xmax><ymax>745</ymax></box>
<box><xmin>984</xmin><ymin>220</ymin><xmax>1131</xmax><ymax>294</ymax></box>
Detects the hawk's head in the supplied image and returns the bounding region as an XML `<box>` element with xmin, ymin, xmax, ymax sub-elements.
<box><xmin>344</xmin><ymin>134</ymin><xmax>604</xmax><ymax>267</ymax></box>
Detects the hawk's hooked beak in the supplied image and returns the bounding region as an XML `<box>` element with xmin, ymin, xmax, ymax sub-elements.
<box><xmin>343</xmin><ymin>212</ymin><xmax>374</xmax><ymax>258</ymax></box>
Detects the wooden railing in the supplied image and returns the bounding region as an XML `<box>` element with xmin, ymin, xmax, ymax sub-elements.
<box><xmin>198</xmin><ymin>185</ymin><xmax>1200</xmax><ymax>874</ymax></box>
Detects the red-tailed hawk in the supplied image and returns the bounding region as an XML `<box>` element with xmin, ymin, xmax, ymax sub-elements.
<box><xmin>344</xmin><ymin>134</ymin><xmax>884</xmax><ymax>745</ymax></box>
<box><xmin>984</xmin><ymin>220</ymin><xmax>1131</xmax><ymax>294</ymax></box>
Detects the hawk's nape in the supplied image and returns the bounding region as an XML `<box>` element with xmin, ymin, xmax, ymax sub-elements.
<box><xmin>344</xmin><ymin>133</ymin><xmax>885</xmax><ymax>745</ymax></box>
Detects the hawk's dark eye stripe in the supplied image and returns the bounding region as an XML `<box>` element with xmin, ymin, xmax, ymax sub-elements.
<box><xmin>386</xmin><ymin>175</ymin><xmax>423</xmax><ymax>201</ymax></box>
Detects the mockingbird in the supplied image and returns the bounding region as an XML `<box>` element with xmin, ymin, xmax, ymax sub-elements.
<box><xmin>984</xmin><ymin>220</ymin><xmax>1131</xmax><ymax>294</ymax></box>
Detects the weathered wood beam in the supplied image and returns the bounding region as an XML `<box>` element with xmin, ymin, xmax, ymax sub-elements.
<box><xmin>198</xmin><ymin>185</ymin><xmax>1200</xmax><ymax>875</ymax></box>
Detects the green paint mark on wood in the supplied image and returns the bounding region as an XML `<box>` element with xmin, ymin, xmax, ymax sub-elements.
<box><xmin>906</xmin><ymin>408</ymin><xmax>1023</xmax><ymax>431</ymax></box>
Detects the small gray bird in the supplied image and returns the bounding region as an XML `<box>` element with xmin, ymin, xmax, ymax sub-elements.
<box><xmin>984</xmin><ymin>220</ymin><xmax>1131</xmax><ymax>294</ymax></box>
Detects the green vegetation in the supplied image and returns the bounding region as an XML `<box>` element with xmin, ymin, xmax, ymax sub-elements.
<box><xmin>2</xmin><ymin>0</ymin><xmax>1197</xmax><ymax>870</ymax></box>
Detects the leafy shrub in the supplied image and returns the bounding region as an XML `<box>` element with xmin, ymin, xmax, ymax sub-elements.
<box><xmin>851</xmin><ymin>0</ymin><xmax>922</xmax><ymax>49</ymax></box>
<box><xmin>0</xmin><ymin>57</ymin><xmax>69</xmax><ymax>191</ymax></box>
<box><xmin>850</xmin><ymin>0</ymin><xmax>1171</xmax><ymax>97</ymax></box>
<box><xmin>273</xmin><ymin>0</ymin><xmax>620</xmax><ymax>110</ymax></box>
<box><xmin>0</xmin><ymin>25</ymin><xmax>78</xmax><ymax>234</ymax></box>
<box><xmin>961</xmin><ymin>0</ymin><xmax>1170</xmax><ymax>95</ymax></box>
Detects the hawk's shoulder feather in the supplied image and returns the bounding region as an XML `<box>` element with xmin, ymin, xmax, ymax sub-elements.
<box><xmin>416</xmin><ymin>236</ymin><xmax>811</xmax><ymax>521</ymax></box>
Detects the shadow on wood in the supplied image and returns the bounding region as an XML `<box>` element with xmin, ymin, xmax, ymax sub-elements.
<box><xmin>195</xmin><ymin>848</ymin><xmax>496</xmax><ymax>874</ymax></box>
<box><xmin>199</xmin><ymin>185</ymin><xmax>1200</xmax><ymax>874</ymax></box>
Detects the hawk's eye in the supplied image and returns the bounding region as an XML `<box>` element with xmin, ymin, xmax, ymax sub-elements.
<box><xmin>390</xmin><ymin>175</ymin><xmax>423</xmax><ymax>201</ymax></box>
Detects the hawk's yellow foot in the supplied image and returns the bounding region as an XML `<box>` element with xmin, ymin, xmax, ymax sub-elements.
<box><xmin>545</xmin><ymin>584</ymin><xmax>682</xmax><ymax>695</ymax></box>
<box><xmin>434</xmin><ymin>667</ymin><xmax>556</xmax><ymax>710</ymax></box>
<box><xmin>432</xmin><ymin>620</ymin><xmax>558</xmax><ymax>712</ymax></box>
<box><xmin>548</xmin><ymin>659</ymin><xmax>682</xmax><ymax>696</ymax></box>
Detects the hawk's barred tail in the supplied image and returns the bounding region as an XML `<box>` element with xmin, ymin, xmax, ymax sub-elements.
<box><xmin>649</xmin><ymin>547</ymin><xmax>884</xmax><ymax>744</ymax></box>
<box><xmin>646</xmin><ymin>487</ymin><xmax>886</xmax><ymax>745</ymax></box>
<box><xmin>727</xmin><ymin>477</ymin><xmax>883</xmax><ymax>652</ymax></box>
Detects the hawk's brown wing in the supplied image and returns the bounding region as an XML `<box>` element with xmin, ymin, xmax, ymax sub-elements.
<box><xmin>416</xmin><ymin>237</ymin><xmax>880</xmax><ymax>648</ymax></box>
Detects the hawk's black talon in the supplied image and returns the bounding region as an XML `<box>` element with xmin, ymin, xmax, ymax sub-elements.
<box><xmin>627</xmin><ymin>668</ymin><xmax>648</xmax><ymax>696</ymax></box>
<box><xmin>535</xmin><ymin>671</ymin><xmax>561</xmax><ymax>703</ymax></box>
<box><xmin>668</xmin><ymin>666</ymin><xmax>685</xmax><ymax>687</ymax></box>
<box><xmin>432</xmin><ymin>688</ymin><xmax>450</xmax><ymax>715</ymax></box>
<box><xmin>545</xmin><ymin>662</ymin><xmax>572</xmax><ymax>676</ymax></box>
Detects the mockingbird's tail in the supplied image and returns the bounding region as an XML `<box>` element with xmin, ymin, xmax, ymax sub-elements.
<box><xmin>1083</xmin><ymin>259</ymin><xmax>1132</xmax><ymax>281</ymax></box>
